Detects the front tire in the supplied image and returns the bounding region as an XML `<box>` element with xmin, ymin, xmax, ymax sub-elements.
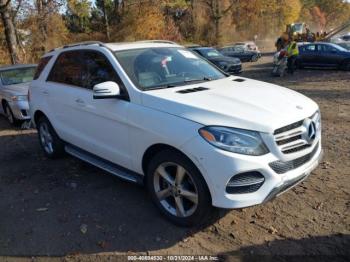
<box><xmin>4</xmin><ymin>102</ymin><xmax>21</xmax><ymax>126</ymax></box>
<box><xmin>146</xmin><ymin>149</ymin><xmax>213</xmax><ymax>227</ymax></box>
<box><xmin>37</xmin><ymin>116</ymin><xmax>65</xmax><ymax>158</ymax></box>
<box><xmin>251</xmin><ymin>54</ymin><xmax>258</xmax><ymax>62</ymax></box>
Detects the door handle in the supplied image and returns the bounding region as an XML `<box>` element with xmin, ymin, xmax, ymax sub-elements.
<box><xmin>42</xmin><ymin>90</ymin><xmax>49</xmax><ymax>95</ymax></box>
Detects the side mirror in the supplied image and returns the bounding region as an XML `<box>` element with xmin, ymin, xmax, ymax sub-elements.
<box><xmin>93</xmin><ymin>81</ymin><xmax>121</xmax><ymax>99</ymax></box>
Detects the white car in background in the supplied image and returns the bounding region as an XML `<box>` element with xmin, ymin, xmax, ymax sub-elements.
<box><xmin>0</xmin><ymin>64</ymin><xmax>36</xmax><ymax>125</ymax></box>
<box><xmin>29</xmin><ymin>41</ymin><xmax>322</xmax><ymax>226</ymax></box>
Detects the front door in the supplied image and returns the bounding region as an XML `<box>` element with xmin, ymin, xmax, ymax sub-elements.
<box><xmin>71</xmin><ymin>50</ymin><xmax>132</xmax><ymax>169</ymax></box>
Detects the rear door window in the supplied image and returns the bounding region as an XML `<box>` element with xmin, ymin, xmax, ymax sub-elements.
<box><xmin>47</xmin><ymin>51</ymin><xmax>84</xmax><ymax>87</ymax></box>
<box><xmin>305</xmin><ymin>45</ymin><xmax>316</xmax><ymax>52</ymax></box>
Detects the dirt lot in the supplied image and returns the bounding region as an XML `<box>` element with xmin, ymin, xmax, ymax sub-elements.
<box><xmin>0</xmin><ymin>56</ymin><xmax>349</xmax><ymax>261</ymax></box>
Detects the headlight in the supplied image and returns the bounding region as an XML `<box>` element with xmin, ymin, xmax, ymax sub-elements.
<box><xmin>199</xmin><ymin>126</ymin><xmax>269</xmax><ymax>156</ymax></box>
<box><xmin>218</xmin><ymin>62</ymin><xmax>228</xmax><ymax>69</ymax></box>
<box><xmin>11</xmin><ymin>95</ymin><xmax>28</xmax><ymax>101</ymax></box>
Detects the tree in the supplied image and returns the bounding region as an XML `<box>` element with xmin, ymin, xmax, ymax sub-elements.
<box><xmin>66</xmin><ymin>0</ymin><xmax>91</xmax><ymax>33</ymax></box>
<box><xmin>198</xmin><ymin>0</ymin><xmax>234</xmax><ymax>44</ymax></box>
<box><xmin>0</xmin><ymin>0</ymin><xmax>19</xmax><ymax>64</ymax></box>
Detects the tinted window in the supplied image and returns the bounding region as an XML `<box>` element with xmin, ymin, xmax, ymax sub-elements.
<box><xmin>47</xmin><ymin>51</ymin><xmax>84</xmax><ymax>87</ymax></box>
<box><xmin>82</xmin><ymin>51</ymin><xmax>121</xmax><ymax>89</ymax></box>
<box><xmin>305</xmin><ymin>45</ymin><xmax>316</xmax><ymax>51</ymax></box>
<box><xmin>33</xmin><ymin>56</ymin><xmax>51</xmax><ymax>80</ymax></box>
<box><xmin>318</xmin><ymin>44</ymin><xmax>338</xmax><ymax>52</ymax></box>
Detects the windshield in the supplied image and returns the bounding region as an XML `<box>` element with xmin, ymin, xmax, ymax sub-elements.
<box><xmin>114</xmin><ymin>47</ymin><xmax>226</xmax><ymax>90</ymax></box>
<box><xmin>291</xmin><ymin>23</ymin><xmax>304</xmax><ymax>33</ymax></box>
<box><xmin>0</xmin><ymin>67</ymin><xmax>36</xmax><ymax>86</ymax></box>
<box><xmin>199</xmin><ymin>48</ymin><xmax>223</xmax><ymax>58</ymax></box>
<box><xmin>333</xmin><ymin>44</ymin><xmax>348</xmax><ymax>52</ymax></box>
<box><xmin>338</xmin><ymin>42</ymin><xmax>350</xmax><ymax>50</ymax></box>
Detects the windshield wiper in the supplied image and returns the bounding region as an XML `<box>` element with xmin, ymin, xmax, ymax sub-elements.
<box><xmin>145</xmin><ymin>77</ymin><xmax>213</xmax><ymax>91</ymax></box>
<box><xmin>184</xmin><ymin>77</ymin><xmax>213</xmax><ymax>83</ymax></box>
<box><xmin>145</xmin><ymin>84</ymin><xmax>177</xmax><ymax>91</ymax></box>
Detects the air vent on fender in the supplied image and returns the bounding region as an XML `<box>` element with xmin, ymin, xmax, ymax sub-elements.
<box><xmin>177</xmin><ymin>87</ymin><xmax>209</xmax><ymax>94</ymax></box>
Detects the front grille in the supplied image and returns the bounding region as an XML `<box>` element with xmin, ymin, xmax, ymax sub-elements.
<box><xmin>226</xmin><ymin>172</ymin><xmax>265</xmax><ymax>194</ymax></box>
<box><xmin>269</xmin><ymin>142</ymin><xmax>319</xmax><ymax>174</ymax></box>
<box><xmin>273</xmin><ymin>111</ymin><xmax>321</xmax><ymax>154</ymax></box>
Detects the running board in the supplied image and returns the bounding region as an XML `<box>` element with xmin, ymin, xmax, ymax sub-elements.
<box><xmin>65</xmin><ymin>144</ymin><xmax>143</xmax><ymax>184</ymax></box>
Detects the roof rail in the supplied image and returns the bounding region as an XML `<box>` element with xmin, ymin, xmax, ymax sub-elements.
<box><xmin>135</xmin><ymin>40</ymin><xmax>178</xmax><ymax>45</ymax></box>
<box><xmin>49</xmin><ymin>41</ymin><xmax>111</xmax><ymax>52</ymax></box>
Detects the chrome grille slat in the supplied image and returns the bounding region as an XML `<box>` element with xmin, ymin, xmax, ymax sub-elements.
<box><xmin>281</xmin><ymin>140</ymin><xmax>308</xmax><ymax>151</ymax></box>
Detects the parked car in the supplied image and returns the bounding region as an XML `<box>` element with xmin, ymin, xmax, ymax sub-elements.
<box><xmin>189</xmin><ymin>46</ymin><xmax>242</xmax><ymax>74</ymax></box>
<box><xmin>30</xmin><ymin>41</ymin><xmax>322</xmax><ymax>226</ymax></box>
<box><xmin>297</xmin><ymin>42</ymin><xmax>350</xmax><ymax>70</ymax></box>
<box><xmin>235</xmin><ymin>41</ymin><xmax>260</xmax><ymax>52</ymax></box>
<box><xmin>219</xmin><ymin>45</ymin><xmax>261</xmax><ymax>62</ymax></box>
<box><xmin>0</xmin><ymin>64</ymin><xmax>36</xmax><ymax>125</ymax></box>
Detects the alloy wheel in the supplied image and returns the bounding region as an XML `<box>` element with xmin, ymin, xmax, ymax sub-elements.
<box><xmin>153</xmin><ymin>162</ymin><xmax>199</xmax><ymax>218</ymax></box>
<box><xmin>39</xmin><ymin>122</ymin><xmax>54</xmax><ymax>154</ymax></box>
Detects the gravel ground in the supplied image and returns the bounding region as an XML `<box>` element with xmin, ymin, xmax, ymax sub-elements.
<box><xmin>0</xmin><ymin>56</ymin><xmax>349</xmax><ymax>262</ymax></box>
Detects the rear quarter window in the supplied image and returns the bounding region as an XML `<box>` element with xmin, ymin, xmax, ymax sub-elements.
<box><xmin>33</xmin><ymin>56</ymin><xmax>52</xmax><ymax>80</ymax></box>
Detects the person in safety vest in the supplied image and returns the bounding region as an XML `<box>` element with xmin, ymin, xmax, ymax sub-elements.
<box><xmin>287</xmin><ymin>40</ymin><xmax>299</xmax><ymax>74</ymax></box>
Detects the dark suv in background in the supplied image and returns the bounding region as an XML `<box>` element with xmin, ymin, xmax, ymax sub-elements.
<box><xmin>189</xmin><ymin>47</ymin><xmax>242</xmax><ymax>74</ymax></box>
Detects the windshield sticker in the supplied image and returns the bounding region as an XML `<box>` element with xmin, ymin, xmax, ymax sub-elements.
<box><xmin>178</xmin><ymin>50</ymin><xmax>198</xmax><ymax>59</ymax></box>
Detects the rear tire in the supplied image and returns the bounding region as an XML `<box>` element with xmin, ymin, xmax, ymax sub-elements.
<box><xmin>146</xmin><ymin>149</ymin><xmax>213</xmax><ymax>227</ymax></box>
<box><xmin>37</xmin><ymin>116</ymin><xmax>65</xmax><ymax>158</ymax></box>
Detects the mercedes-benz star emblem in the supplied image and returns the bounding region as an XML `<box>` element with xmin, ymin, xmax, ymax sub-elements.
<box><xmin>308</xmin><ymin>121</ymin><xmax>316</xmax><ymax>141</ymax></box>
<box><xmin>302</xmin><ymin>118</ymin><xmax>317</xmax><ymax>144</ymax></box>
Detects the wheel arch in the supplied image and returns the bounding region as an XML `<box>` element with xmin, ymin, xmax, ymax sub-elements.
<box><xmin>33</xmin><ymin>110</ymin><xmax>48</xmax><ymax>125</ymax></box>
<box><xmin>1</xmin><ymin>99</ymin><xmax>8</xmax><ymax>111</ymax></box>
<box><xmin>142</xmin><ymin>143</ymin><xmax>184</xmax><ymax>176</ymax></box>
<box><xmin>142</xmin><ymin>142</ymin><xmax>213</xmax><ymax>204</ymax></box>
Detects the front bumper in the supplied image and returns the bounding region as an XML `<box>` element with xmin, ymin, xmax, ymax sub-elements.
<box><xmin>227</xmin><ymin>64</ymin><xmax>242</xmax><ymax>74</ymax></box>
<box><xmin>7</xmin><ymin>100</ymin><xmax>31</xmax><ymax>120</ymax></box>
<box><xmin>180</xmin><ymin>136</ymin><xmax>322</xmax><ymax>209</ymax></box>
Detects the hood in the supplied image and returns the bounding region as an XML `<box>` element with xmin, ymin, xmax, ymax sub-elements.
<box><xmin>141</xmin><ymin>77</ymin><xmax>318</xmax><ymax>133</ymax></box>
<box><xmin>1</xmin><ymin>82</ymin><xmax>30</xmax><ymax>96</ymax></box>
<box><xmin>209</xmin><ymin>56</ymin><xmax>241</xmax><ymax>64</ymax></box>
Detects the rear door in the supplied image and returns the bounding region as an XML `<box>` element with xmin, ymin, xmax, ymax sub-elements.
<box><xmin>299</xmin><ymin>44</ymin><xmax>317</xmax><ymax>66</ymax></box>
<box><xmin>317</xmin><ymin>44</ymin><xmax>343</xmax><ymax>67</ymax></box>
<box><xmin>45</xmin><ymin>50</ymin><xmax>87</xmax><ymax>143</ymax></box>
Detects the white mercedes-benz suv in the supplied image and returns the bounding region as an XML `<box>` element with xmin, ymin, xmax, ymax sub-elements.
<box><xmin>29</xmin><ymin>41</ymin><xmax>322</xmax><ymax>226</ymax></box>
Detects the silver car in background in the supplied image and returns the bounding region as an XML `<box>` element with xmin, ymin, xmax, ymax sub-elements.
<box><xmin>0</xmin><ymin>64</ymin><xmax>36</xmax><ymax>125</ymax></box>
